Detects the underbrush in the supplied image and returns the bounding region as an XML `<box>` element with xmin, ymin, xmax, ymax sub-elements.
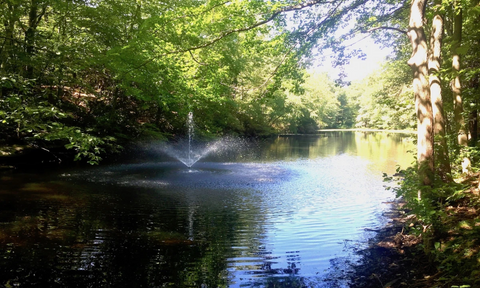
<box><xmin>388</xmin><ymin>165</ymin><xmax>480</xmax><ymax>287</ymax></box>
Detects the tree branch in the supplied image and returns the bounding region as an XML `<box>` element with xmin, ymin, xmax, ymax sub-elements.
<box><xmin>166</xmin><ymin>0</ymin><xmax>336</xmax><ymax>55</ymax></box>
<box><xmin>188</xmin><ymin>50</ymin><xmax>208</xmax><ymax>66</ymax></box>
<box><xmin>366</xmin><ymin>26</ymin><xmax>407</xmax><ymax>35</ymax></box>
<box><xmin>123</xmin><ymin>0</ymin><xmax>337</xmax><ymax>76</ymax></box>
<box><xmin>223</xmin><ymin>0</ymin><xmax>350</xmax><ymax>97</ymax></box>
<box><xmin>194</xmin><ymin>1</ymin><xmax>232</xmax><ymax>18</ymax></box>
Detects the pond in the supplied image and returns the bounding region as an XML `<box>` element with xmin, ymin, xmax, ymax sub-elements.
<box><xmin>0</xmin><ymin>132</ymin><xmax>415</xmax><ymax>287</ymax></box>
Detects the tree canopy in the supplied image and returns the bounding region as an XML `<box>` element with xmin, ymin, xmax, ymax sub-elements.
<box><xmin>0</xmin><ymin>0</ymin><xmax>377</xmax><ymax>163</ymax></box>
<box><xmin>0</xmin><ymin>0</ymin><xmax>479</xmax><ymax>176</ymax></box>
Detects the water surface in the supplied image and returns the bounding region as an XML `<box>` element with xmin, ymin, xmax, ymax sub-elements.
<box><xmin>0</xmin><ymin>132</ymin><xmax>414</xmax><ymax>287</ymax></box>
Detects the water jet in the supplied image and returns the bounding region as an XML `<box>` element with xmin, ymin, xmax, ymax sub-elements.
<box><xmin>160</xmin><ymin>113</ymin><xmax>244</xmax><ymax>168</ymax></box>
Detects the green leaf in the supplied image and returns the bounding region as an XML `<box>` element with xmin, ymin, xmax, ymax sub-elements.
<box><xmin>457</xmin><ymin>45</ymin><xmax>470</xmax><ymax>55</ymax></box>
<box><xmin>65</xmin><ymin>143</ymin><xmax>75</xmax><ymax>149</ymax></box>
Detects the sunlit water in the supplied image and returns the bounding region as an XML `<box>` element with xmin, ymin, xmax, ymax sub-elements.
<box><xmin>0</xmin><ymin>132</ymin><xmax>414</xmax><ymax>287</ymax></box>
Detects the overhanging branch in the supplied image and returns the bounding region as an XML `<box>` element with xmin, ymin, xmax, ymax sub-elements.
<box><xmin>123</xmin><ymin>0</ymin><xmax>340</xmax><ymax>76</ymax></box>
<box><xmin>166</xmin><ymin>0</ymin><xmax>336</xmax><ymax>55</ymax></box>
<box><xmin>366</xmin><ymin>26</ymin><xmax>407</xmax><ymax>35</ymax></box>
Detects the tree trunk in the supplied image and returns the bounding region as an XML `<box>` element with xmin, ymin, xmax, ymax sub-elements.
<box><xmin>469</xmin><ymin>110</ymin><xmax>478</xmax><ymax>145</ymax></box>
<box><xmin>407</xmin><ymin>0</ymin><xmax>434</xmax><ymax>191</ymax></box>
<box><xmin>452</xmin><ymin>3</ymin><xmax>467</xmax><ymax>146</ymax></box>
<box><xmin>0</xmin><ymin>3</ymin><xmax>18</xmax><ymax>75</ymax></box>
<box><xmin>24</xmin><ymin>0</ymin><xmax>47</xmax><ymax>79</ymax></box>
<box><xmin>24</xmin><ymin>0</ymin><xmax>39</xmax><ymax>78</ymax></box>
<box><xmin>429</xmin><ymin>14</ymin><xmax>452</xmax><ymax>182</ymax></box>
<box><xmin>451</xmin><ymin>2</ymin><xmax>471</xmax><ymax>173</ymax></box>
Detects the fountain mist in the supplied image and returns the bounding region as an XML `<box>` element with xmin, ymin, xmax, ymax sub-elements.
<box><xmin>187</xmin><ymin>112</ymin><xmax>194</xmax><ymax>165</ymax></box>
<box><xmin>158</xmin><ymin>113</ymin><xmax>247</xmax><ymax>168</ymax></box>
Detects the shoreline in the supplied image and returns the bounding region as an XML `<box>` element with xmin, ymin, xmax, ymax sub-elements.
<box><xmin>278</xmin><ymin>129</ymin><xmax>417</xmax><ymax>136</ymax></box>
<box><xmin>345</xmin><ymin>200</ymin><xmax>433</xmax><ymax>288</ymax></box>
<box><xmin>318</xmin><ymin>128</ymin><xmax>417</xmax><ymax>134</ymax></box>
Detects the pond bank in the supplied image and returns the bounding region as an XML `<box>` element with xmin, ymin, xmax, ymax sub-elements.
<box><xmin>318</xmin><ymin>128</ymin><xmax>417</xmax><ymax>134</ymax></box>
<box><xmin>0</xmin><ymin>143</ymin><xmax>80</xmax><ymax>167</ymax></box>
<box><xmin>347</xmin><ymin>177</ymin><xmax>480</xmax><ymax>288</ymax></box>
<box><xmin>0</xmin><ymin>143</ymin><xmax>125</xmax><ymax>170</ymax></box>
<box><xmin>345</xmin><ymin>201</ymin><xmax>435</xmax><ymax>288</ymax></box>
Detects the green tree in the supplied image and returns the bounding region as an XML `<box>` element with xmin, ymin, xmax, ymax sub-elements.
<box><xmin>344</xmin><ymin>60</ymin><xmax>414</xmax><ymax>131</ymax></box>
<box><xmin>429</xmin><ymin>4</ymin><xmax>452</xmax><ymax>182</ymax></box>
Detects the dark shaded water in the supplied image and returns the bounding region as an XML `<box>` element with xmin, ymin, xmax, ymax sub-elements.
<box><xmin>0</xmin><ymin>132</ymin><xmax>414</xmax><ymax>287</ymax></box>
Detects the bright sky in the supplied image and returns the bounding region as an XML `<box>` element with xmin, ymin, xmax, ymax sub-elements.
<box><xmin>310</xmin><ymin>35</ymin><xmax>393</xmax><ymax>82</ymax></box>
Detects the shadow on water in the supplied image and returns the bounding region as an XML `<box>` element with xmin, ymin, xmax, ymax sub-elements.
<box><xmin>0</xmin><ymin>132</ymin><xmax>414</xmax><ymax>287</ymax></box>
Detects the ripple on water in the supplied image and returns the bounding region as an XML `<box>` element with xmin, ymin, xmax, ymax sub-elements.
<box><xmin>57</xmin><ymin>156</ymin><xmax>393</xmax><ymax>287</ymax></box>
<box><xmin>0</xmin><ymin>134</ymin><xmax>412</xmax><ymax>288</ymax></box>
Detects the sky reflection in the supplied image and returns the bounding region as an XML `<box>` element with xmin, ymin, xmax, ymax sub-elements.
<box><xmin>0</xmin><ymin>132</ymin><xmax>414</xmax><ymax>287</ymax></box>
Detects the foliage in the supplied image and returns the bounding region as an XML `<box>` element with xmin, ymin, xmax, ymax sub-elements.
<box><xmin>378</xmin><ymin>7</ymin><xmax>480</xmax><ymax>287</ymax></box>
<box><xmin>1</xmin><ymin>0</ymin><xmax>379</xmax><ymax>164</ymax></box>
<box><xmin>345</xmin><ymin>59</ymin><xmax>415</xmax><ymax>130</ymax></box>
<box><xmin>389</xmin><ymin>164</ymin><xmax>480</xmax><ymax>286</ymax></box>
<box><xmin>0</xmin><ymin>75</ymin><xmax>120</xmax><ymax>164</ymax></box>
<box><xmin>1</xmin><ymin>0</ymin><xmax>480</xmax><ymax>285</ymax></box>
<box><xmin>281</xmin><ymin>72</ymin><xmax>345</xmax><ymax>132</ymax></box>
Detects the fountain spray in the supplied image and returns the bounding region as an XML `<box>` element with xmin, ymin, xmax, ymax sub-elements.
<box><xmin>187</xmin><ymin>111</ymin><xmax>194</xmax><ymax>165</ymax></box>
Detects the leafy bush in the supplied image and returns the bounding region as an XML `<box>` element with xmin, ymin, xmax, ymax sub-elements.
<box><xmin>1</xmin><ymin>75</ymin><xmax>120</xmax><ymax>164</ymax></box>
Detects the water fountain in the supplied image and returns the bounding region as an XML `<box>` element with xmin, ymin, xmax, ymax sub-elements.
<box><xmin>160</xmin><ymin>112</ymin><xmax>243</xmax><ymax>168</ymax></box>
<box><xmin>187</xmin><ymin>112</ymin><xmax>194</xmax><ymax>166</ymax></box>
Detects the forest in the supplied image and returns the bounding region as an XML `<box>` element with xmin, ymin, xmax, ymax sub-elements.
<box><xmin>2</xmin><ymin>0</ymin><xmax>480</xmax><ymax>286</ymax></box>
<box><xmin>0</xmin><ymin>0</ymin><xmax>420</xmax><ymax>165</ymax></box>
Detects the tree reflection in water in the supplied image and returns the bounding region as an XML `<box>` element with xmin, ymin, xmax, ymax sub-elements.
<box><xmin>0</xmin><ymin>133</ymin><xmax>414</xmax><ymax>287</ymax></box>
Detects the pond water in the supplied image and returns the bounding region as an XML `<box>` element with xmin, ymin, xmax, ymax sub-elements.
<box><xmin>0</xmin><ymin>132</ymin><xmax>414</xmax><ymax>287</ymax></box>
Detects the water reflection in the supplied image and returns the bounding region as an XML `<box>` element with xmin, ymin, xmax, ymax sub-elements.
<box><xmin>260</xmin><ymin>132</ymin><xmax>414</xmax><ymax>173</ymax></box>
<box><xmin>0</xmin><ymin>132</ymin><xmax>414</xmax><ymax>287</ymax></box>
